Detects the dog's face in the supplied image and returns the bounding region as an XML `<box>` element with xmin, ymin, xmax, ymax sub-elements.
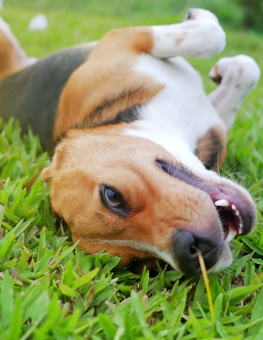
<box><xmin>42</xmin><ymin>125</ymin><xmax>256</xmax><ymax>275</ymax></box>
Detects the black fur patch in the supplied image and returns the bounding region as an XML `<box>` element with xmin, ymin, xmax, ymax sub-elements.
<box><xmin>0</xmin><ymin>44</ymin><xmax>94</xmax><ymax>153</ymax></box>
<box><xmin>210</xmin><ymin>74</ymin><xmax>222</xmax><ymax>85</ymax></box>
<box><xmin>75</xmin><ymin>88</ymin><xmax>142</xmax><ymax>130</ymax></box>
<box><xmin>101</xmin><ymin>105</ymin><xmax>140</xmax><ymax>126</ymax></box>
<box><xmin>56</xmin><ymin>103</ymin><xmax>140</xmax><ymax>147</ymax></box>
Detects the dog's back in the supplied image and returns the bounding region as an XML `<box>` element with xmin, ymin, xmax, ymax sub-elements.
<box><xmin>0</xmin><ymin>42</ymin><xmax>95</xmax><ymax>152</ymax></box>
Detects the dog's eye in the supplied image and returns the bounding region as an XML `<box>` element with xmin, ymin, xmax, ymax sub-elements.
<box><xmin>100</xmin><ymin>185</ymin><xmax>129</xmax><ymax>218</ymax></box>
<box><xmin>105</xmin><ymin>188</ymin><xmax>123</xmax><ymax>207</ymax></box>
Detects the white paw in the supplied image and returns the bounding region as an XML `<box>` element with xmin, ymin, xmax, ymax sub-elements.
<box><xmin>182</xmin><ymin>9</ymin><xmax>225</xmax><ymax>57</ymax></box>
<box><xmin>184</xmin><ymin>8</ymin><xmax>219</xmax><ymax>24</ymax></box>
<box><xmin>209</xmin><ymin>55</ymin><xmax>261</xmax><ymax>90</ymax></box>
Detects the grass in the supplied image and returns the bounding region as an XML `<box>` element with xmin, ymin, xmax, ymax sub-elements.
<box><xmin>0</xmin><ymin>1</ymin><xmax>263</xmax><ymax>339</ymax></box>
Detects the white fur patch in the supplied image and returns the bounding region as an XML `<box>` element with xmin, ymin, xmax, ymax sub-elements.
<box><xmin>209</xmin><ymin>55</ymin><xmax>261</xmax><ymax>130</ymax></box>
<box><xmin>125</xmin><ymin>54</ymin><xmax>225</xmax><ymax>170</ymax></box>
<box><xmin>122</xmin><ymin>16</ymin><xmax>258</xmax><ymax>273</ymax></box>
<box><xmin>88</xmin><ymin>238</ymin><xmax>176</xmax><ymax>268</ymax></box>
<box><xmin>151</xmin><ymin>8</ymin><xmax>226</xmax><ymax>59</ymax></box>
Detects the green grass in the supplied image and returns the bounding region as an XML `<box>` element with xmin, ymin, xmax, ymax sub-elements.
<box><xmin>0</xmin><ymin>1</ymin><xmax>263</xmax><ymax>339</ymax></box>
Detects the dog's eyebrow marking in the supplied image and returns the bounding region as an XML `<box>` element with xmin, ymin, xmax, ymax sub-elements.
<box><xmin>87</xmin><ymin>238</ymin><xmax>175</xmax><ymax>267</ymax></box>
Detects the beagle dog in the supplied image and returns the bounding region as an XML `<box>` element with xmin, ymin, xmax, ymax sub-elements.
<box><xmin>0</xmin><ymin>9</ymin><xmax>260</xmax><ymax>275</ymax></box>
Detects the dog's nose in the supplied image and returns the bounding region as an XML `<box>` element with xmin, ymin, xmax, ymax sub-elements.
<box><xmin>172</xmin><ymin>230</ymin><xmax>219</xmax><ymax>276</ymax></box>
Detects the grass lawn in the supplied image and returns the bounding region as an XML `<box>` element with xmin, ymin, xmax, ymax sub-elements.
<box><xmin>0</xmin><ymin>1</ymin><xmax>263</xmax><ymax>339</ymax></box>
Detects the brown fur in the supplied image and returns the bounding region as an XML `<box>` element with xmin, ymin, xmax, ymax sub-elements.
<box><xmin>43</xmin><ymin>26</ymin><xmax>229</xmax><ymax>271</ymax></box>
<box><xmin>196</xmin><ymin>126</ymin><xmax>227</xmax><ymax>170</ymax></box>
<box><xmin>0</xmin><ymin>30</ymin><xmax>18</xmax><ymax>80</ymax></box>
<box><xmin>53</xmin><ymin>27</ymin><xmax>163</xmax><ymax>140</ymax></box>
<box><xmin>0</xmin><ymin>23</ymin><xmax>235</xmax><ymax>272</ymax></box>
<box><xmin>43</xmin><ymin>124</ymin><xmax>222</xmax><ymax>269</ymax></box>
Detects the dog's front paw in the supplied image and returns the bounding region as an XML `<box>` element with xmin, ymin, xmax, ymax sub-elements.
<box><xmin>184</xmin><ymin>8</ymin><xmax>219</xmax><ymax>24</ymax></box>
<box><xmin>209</xmin><ymin>55</ymin><xmax>261</xmax><ymax>89</ymax></box>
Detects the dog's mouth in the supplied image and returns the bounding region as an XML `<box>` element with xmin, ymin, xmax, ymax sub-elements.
<box><xmin>205</xmin><ymin>184</ymin><xmax>253</xmax><ymax>241</ymax></box>
<box><xmin>213</xmin><ymin>198</ymin><xmax>244</xmax><ymax>242</ymax></box>
<box><xmin>155</xmin><ymin>158</ymin><xmax>254</xmax><ymax>241</ymax></box>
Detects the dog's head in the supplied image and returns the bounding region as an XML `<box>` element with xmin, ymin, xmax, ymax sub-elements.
<box><xmin>42</xmin><ymin>124</ymin><xmax>256</xmax><ymax>275</ymax></box>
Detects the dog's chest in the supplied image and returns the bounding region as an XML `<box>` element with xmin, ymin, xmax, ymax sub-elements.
<box><xmin>124</xmin><ymin>55</ymin><xmax>223</xmax><ymax>169</ymax></box>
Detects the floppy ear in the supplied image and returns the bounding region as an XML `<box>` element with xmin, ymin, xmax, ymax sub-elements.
<box><xmin>41</xmin><ymin>143</ymin><xmax>67</xmax><ymax>182</ymax></box>
<box><xmin>41</xmin><ymin>163</ymin><xmax>53</xmax><ymax>183</ymax></box>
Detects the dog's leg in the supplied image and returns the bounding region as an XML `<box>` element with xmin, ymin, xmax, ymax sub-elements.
<box><xmin>0</xmin><ymin>17</ymin><xmax>36</xmax><ymax>80</ymax></box>
<box><xmin>55</xmin><ymin>8</ymin><xmax>226</xmax><ymax>139</ymax></box>
<box><xmin>208</xmin><ymin>55</ymin><xmax>261</xmax><ymax>131</ymax></box>
<box><xmin>96</xmin><ymin>8</ymin><xmax>226</xmax><ymax>60</ymax></box>
<box><xmin>151</xmin><ymin>8</ymin><xmax>226</xmax><ymax>59</ymax></box>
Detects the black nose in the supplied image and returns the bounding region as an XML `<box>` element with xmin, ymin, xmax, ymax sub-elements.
<box><xmin>172</xmin><ymin>230</ymin><xmax>219</xmax><ymax>276</ymax></box>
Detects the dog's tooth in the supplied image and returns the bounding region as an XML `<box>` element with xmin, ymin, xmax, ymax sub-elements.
<box><xmin>236</xmin><ymin>210</ymin><xmax>240</xmax><ymax>216</ymax></box>
<box><xmin>214</xmin><ymin>199</ymin><xmax>230</xmax><ymax>207</ymax></box>
<box><xmin>226</xmin><ymin>228</ymin><xmax>237</xmax><ymax>242</ymax></box>
<box><xmin>232</xmin><ymin>204</ymin><xmax>237</xmax><ymax>210</ymax></box>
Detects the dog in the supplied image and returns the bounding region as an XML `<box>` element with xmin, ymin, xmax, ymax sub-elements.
<box><xmin>0</xmin><ymin>9</ymin><xmax>260</xmax><ymax>275</ymax></box>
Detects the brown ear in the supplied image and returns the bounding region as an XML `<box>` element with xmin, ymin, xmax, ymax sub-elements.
<box><xmin>41</xmin><ymin>163</ymin><xmax>53</xmax><ymax>182</ymax></box>
<box><xmin>41</xmin><ymin>143</ymin><xmax>67</xmax><ymax>182</ymax></box>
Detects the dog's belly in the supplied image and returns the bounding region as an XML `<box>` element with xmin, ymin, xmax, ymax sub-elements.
<box><xmin>0</xmin><ymin>43</ymin><xmax>95</xmax><ymax>152</ymax></box>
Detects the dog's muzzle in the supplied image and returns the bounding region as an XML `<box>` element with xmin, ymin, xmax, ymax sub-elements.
<box><xmin>172</xmin><ymin>229</ymin><xmax>220</xmax><ymax>275</ymax></box>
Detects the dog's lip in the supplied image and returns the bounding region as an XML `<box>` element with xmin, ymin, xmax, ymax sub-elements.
<box><xmin>207</xmin><ymin>185</ymin><xmax>253</xmax><ymax>239</ymax></box>
<box><xmin>155</xmin><ymin>159</ymin><xmax>254</xmax><ymax>239</ymax></box>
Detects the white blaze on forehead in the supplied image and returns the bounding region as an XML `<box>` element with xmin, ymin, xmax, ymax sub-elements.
<box><xmin>87</xmin><ymin>238</ymin><xmax>176</xmax><ymax>268</ymax></box>
<box><xmin>125</xmin><ymin>123</ymin><xmax>205</xmax><ymax>171</ymax></box>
